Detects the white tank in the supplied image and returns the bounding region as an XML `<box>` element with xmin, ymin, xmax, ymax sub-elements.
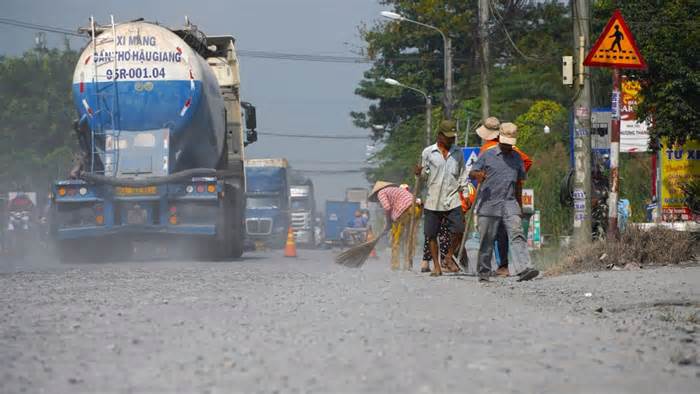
<box><xmin>72</xmin><ymin>21</ymin><xmax>225</xmax><ymax>175</ymax></box>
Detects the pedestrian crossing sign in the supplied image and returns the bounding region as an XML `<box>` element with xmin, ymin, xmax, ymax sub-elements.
<box><xmin>584</xmin><ymin>10</ymin><xmax>646</xmax><ymax>69</ymax></box>
<box><xmin>463</xmin><ymin>147</ymin><xmax>480</xmax><ymax>187</ymax></box>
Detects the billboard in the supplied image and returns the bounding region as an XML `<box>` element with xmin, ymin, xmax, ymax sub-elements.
<box><xmin>620</xmin><ymin>77</ymin><xmax>651</xmax><ymax>152</ymax></box>
<box><xmin>661</xmin><ymin>140</ymin><xmax>700</xmax><ymax>221</ymax></box>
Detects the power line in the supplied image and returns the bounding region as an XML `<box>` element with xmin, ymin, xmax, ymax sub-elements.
<box><xmin>292</xmin><ymin>160</ymin><xmax>366</xmax><ymax>164</ymax></box>
<box><xmin>293</xmin><ymin>169</ymin><xmax>367</xmax><ymax>174</ymax></box>
<box><xmin>258</xmin><ymin>131</ymin><xmax>369</xmax><ymax>140</ymax></box>
<box><xmin>0</xmin><ymin>18</ymin><xmax>471</xmax><ymax>65</ymax></box>
<box><xmin>488</xmin><ymin>0</ymin><xmax>547</xmax><ymax>63</ymax></box>
<box><xmin>237</xmin><ymin>50</ymin><xmax>371</xmax><ymax>64</ymax></box>
<box><xmin>0</xmin><ymin>18</ymin><xmax>83</xmax><ymax>37</ymax></box>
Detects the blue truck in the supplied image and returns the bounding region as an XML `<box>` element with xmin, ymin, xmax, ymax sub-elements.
<box><xmin>51</xmin><ymin>18</ymin><xmax>257</xmax><ymax>260</ymax></box>
<box><xmin>244</xmin><ymin>159</ymin><xmax>291</xmax><ymax>248</ymax></box>
<box><xmin>323</xmin><ymin>200</ymin><xmax>361</xmax><ymax>247</ymax></box>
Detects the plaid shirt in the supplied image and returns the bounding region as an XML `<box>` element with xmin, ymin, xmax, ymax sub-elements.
<box><xmin>377</xmin><ymin>187</ymin><xmax>414</xmax><ymax>222</ymax></box>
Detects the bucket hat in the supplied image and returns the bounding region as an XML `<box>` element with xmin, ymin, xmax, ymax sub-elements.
<box><xmin>498</xmin><ymin>122</ymin><xmax>518</xmax><ymax>145</ymax></box>
<box><xmin>476</xmin><ymin>117</ymin><xmax>500</xmax><ymax>141</ymax></box>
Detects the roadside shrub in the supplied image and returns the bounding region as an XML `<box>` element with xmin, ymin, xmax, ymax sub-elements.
<box><xmin>548</xmin><ymin>227</ymin><xmax>697</xmax><ymax>275</ymax></box>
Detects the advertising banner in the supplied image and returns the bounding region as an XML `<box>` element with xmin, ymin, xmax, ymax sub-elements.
<box><xmin>620</xmin><ymin>77</ymin><xmax>651</xmax><ymax>152</ymax></box>
<box><xmin>661</xmin><ymin>140</ymin><xmax>700</xmax><ymax>221</ymax></box>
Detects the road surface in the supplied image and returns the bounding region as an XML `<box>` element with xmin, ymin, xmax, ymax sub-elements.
<box><xmin>1</xmin><ymin>248</ymin><xmax>698</xmax><ymax>393</ymax></box>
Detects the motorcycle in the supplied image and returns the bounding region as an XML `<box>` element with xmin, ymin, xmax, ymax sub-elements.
<box><xmin>341</xmin><ymin>226</ymin><xmax>369</xmax><ymax>247</ymax></box>
<box><xmin>560</xmin><ymin>154</ymin><xmax>610</xmax><ymax>240</ymax></box>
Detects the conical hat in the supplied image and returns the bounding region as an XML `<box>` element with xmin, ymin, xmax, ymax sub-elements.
<box><xmin>368</xmin><ymin>181</ymin><xmax>397</xmax><ymax>201</ymax></box>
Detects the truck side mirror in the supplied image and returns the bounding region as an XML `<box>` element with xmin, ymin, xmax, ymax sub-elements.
<box><xmin>241</xmin><ymin>102</ymin><xmax>257</xmax><ymax>146</ymax></box>
<box><xmin>242</xmin><ymin>102</ymin><xmax>257</xmax><ymax>131</ymax></box>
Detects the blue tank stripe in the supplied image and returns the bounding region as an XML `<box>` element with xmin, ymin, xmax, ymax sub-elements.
<box><xmin>73</xmin><ymin>80</ymin><xmax>202</xmax><ymax>133</ymax></box>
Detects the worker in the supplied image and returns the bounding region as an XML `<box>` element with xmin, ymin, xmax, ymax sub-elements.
<box><xmin>415</xmin><ymin>120</ymin><xmax>468</xmax><ymax>276</ymax></box>
<box><xmin>477</xmin><ymin>118</ymin><xmax>533</xmax><ymax>277</ymax></box>
<box><xmin>348</xmin><ymin>209</ymin><xmax>368</xmax><ymax>229</ymax></box>
<box><xmin>420</xmin><ymin>186</ymin><xmax>474</xmax><ymax>273</ymax></box>
<box><xmin>470</xmin><ymin>123</ymin><xmax>539</xmax><ymax>282</ymax></box>
<box><xmin>368</xmin><ymin>181</ymin><xmax>416</xmax><ymax>271</ymax></box>
<box><xmin>420</xmin><ymin>219</ymin><xmax>450</xmax><ymax>273</ymax></box>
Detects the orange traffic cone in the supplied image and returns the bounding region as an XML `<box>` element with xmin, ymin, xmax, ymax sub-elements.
<box><xmin>284</xmin><ymin>227</ymin><xmax>297</xmax><ymax>257</ymax></box>
<box><xmin>367</xmin><ymin>228</ymin><xmax>378</xmax><ymax>258</ymax></box>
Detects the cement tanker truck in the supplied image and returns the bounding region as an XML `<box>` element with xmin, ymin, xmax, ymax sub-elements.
<box><xmin>51</xmin><ymin>17</ymin><xmax>257</xmax><ymax>260</ymax></box>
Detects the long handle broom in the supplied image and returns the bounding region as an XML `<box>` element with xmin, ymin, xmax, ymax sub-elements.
<box><xmin>405</xmin><ymin>172</ymin><xmax>423</xmax><ymax>270</ymax></box>
<box><xmin>335</xmin><ymin>224</ymin><xmax>389</xmax><ymax>268</ymax></box>
<box><xmin>336</xmin><ymin>168</ymin><xmax>423</xmax><ymax>269</ymax></box>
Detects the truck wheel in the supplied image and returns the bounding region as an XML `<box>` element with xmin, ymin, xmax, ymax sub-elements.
<box><xmin>210</xmin><ymin>183</ymin><xmax>244</xmax><ymax>261</ymax></box>
<box><xmin>227</xmin><ymin>183</ymin><xmax>245</xmax><ymax>259</ymax></box>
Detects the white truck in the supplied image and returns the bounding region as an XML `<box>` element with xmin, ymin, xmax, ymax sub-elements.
<box><xmin>290</xmin><ymin>180</ymin><xmax>316</xmax><ymax>246</ymax></box>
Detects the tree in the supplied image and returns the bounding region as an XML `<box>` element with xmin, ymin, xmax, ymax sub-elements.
<box><xmin>0</xmin><ymin>48</ymin><xmax>79</xmax><ymax>192</ymax></box>
<box><xmin>514</xmin><ymin>100</ymin><xmax>571</xmax><ymax>237</ymax></box>
<box><xmin>355</xmin><ymin>0</ymin><xmax>572</xmax><ymax>185</ymax></box>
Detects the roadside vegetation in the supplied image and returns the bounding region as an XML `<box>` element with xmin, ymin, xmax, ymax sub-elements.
<box><xmin>540</xmin><ymin>227</ymin><xmax>698</xmax><ymax>275</ymax></box>
<box><xmin>0</xmin><ymin>46</ymin><xmax>78</xmax><ymax>193</ymax></box>
<box><xmin>353</xmin><ymin>0</ymin><xmax>698</xmax><ymax>239</ymax></box>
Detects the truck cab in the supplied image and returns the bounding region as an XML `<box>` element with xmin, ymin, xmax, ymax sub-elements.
<box><xmin>289</xmin><ymin>180</ymin><xmax>316</xmax><ymax>246</ymax></box>
<box><xmin>244</xmin><ymin>159</ymin><xmax>290</xmax><ymax>248</ymax></box>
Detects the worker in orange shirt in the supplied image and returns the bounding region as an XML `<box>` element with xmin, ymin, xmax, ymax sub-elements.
<box><xmin>476</xmin><ymin>118</ymin><xmax>533</xmax><ymax>277</ymax></box>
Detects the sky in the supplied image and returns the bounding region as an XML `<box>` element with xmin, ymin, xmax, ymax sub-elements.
<box><xmin>1</xmin><ymin>0</ymin><xmax>386</xmax><ymax>208</ymax></box>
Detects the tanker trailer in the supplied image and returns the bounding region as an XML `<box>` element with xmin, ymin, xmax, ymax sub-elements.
<box><xmin>51</xmin><ymin>17</ymin><xmax>258</xmax><ymax>261</ymax></box>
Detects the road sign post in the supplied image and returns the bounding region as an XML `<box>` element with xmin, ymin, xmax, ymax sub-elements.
<box><xmin>584</xmin><ymin>9</ymin><xmax>646</xmax><ymax>238</ymax></box>
<box><xmin>609</xmin><ymin>68</ymin><xmax>621</xmax><ymax>237</ymax></box>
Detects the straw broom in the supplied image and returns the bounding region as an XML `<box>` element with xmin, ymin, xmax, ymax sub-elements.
<box><xmin>335</xmin><ymin>225</ymin><xmax>389</xmax><ymax>268</ymax></box>
<box><xmin>336</xmin><ymin>173</ymin><xmax>422</xmax><ymax>268</ymax></box>
<box><xmin>405</xmin><ymin>173</ymin><xmax>422</xmax><ymax>269</ymax></box>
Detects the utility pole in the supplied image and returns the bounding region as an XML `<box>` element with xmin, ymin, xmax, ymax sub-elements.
<box><xmin>572</xmin><ymin>0</ymin><xmax>592</xmax><ymax>245</ymax></box>
<box><xmin>478</xmin><ymin>0</ymin><xmax>491</xmax><ymax>120</ymax></box>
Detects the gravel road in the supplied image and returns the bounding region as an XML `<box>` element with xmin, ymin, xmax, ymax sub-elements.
<box><xmin>1</xmin><ymin>248</ymin><xmax>698</xmax><ymax>393</ymax></box>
